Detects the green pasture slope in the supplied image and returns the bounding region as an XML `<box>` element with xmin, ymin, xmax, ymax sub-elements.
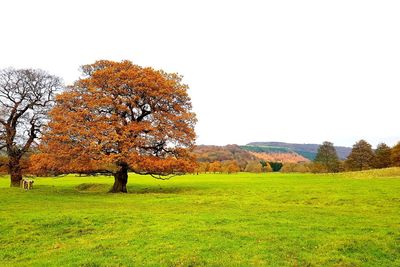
<box><xmin>0</xmin><ymin>170</ymin><xmax>399</xmax><ymax>266</ymax></box>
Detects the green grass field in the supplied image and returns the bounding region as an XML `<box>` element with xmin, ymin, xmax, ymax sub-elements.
<box><xmin>1</xmin><ymin>170</ymin><xmax>399</xmax><ymax>266</ymax></box>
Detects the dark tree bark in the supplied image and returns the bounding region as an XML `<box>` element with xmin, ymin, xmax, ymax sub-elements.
<box><xmin>9</xmin><ymin>156</ymin><xmax>22</xmax><ymax>187</ymax></box>
<box><xmin>110</xmin><ymin>163</ymin><xmax>128</xmax><ymax>193</ymax></box>
<box><xmin>0</xmin><ymin>68</ymin><xmax>62</xmax><ymax>187</ymax></box>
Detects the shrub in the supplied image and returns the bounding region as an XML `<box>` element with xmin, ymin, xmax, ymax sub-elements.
<box><xmin>281</xmin><ymin>163</ymin><xmax>311</xmax><ymax>173</ymax></box>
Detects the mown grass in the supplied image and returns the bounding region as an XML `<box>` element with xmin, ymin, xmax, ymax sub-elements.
<box><xmin>0</xmin><ymin>170</ymin><xmax>399</xmax><ymax>266</ymax></box>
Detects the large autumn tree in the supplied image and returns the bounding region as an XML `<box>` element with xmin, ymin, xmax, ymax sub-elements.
<box><xmin>0</xmin><ymin>68</ymin><xmax>62</xmax><ymax>186</ymax></box>
<box><xmin>31</xmin><ymin>60</ymin><xmax>197</xmax><ymax>192</ymax></box>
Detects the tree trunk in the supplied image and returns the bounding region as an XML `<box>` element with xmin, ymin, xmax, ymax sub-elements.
<box><xmin>110</xmin><ymin>163</ymin><xmax>128</xmax><ymax>193</ymax></box>
<box><xmin>9</xmin><ymin>156</ymin><xmax>22</xmax><ymax>187</ymax></box>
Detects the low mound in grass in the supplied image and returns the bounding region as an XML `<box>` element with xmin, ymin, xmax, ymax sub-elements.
<box><xmin>337</xmin><ymin>167</ymin><xmax>400</xmax><ymax>179</ymax></box>
<box><xmin>75</xmin><ymin>183</ymin><xmax>110</xmax><ymax>192</ymax></box>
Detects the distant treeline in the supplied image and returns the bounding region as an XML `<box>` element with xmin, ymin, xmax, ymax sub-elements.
<box><xmin>193</xmin><ymin>140</ymin><xmax>400</xmax><ymax>174</ymax></box>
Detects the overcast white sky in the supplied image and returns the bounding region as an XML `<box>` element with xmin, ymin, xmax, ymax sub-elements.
<box><xmin>1</xmin><ymin>0</ymin><xmax>399</xmax><ymax>148</ymax></box>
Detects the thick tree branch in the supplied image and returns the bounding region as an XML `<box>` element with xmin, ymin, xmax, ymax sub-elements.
<box><xmin>136</xmin><ymin>108</ymin><xmax>151</xmax><ymax>122</ymax></box>
<box><xmin>20</xmin><ymin>119</ymin><xmax>37</xmax><ymax>155</ymax></box>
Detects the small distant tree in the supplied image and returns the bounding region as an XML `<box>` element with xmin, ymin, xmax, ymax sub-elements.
<box><xmin>280</xmin><ymin>163</ymin><xmax>296</xmax><ymax>173</ymax></box>
<box><xmin>314</xmin><ymin>141</ymin><xmax>340</xmax><ymax>172</ymax></box>
<box><xmin>374</xmin><ymin>143</ymin><xmax>392</xmax><ymax>169</ymax></box>
<box><xmin>345</xmin><ymin>140</ymin><xmax>376</xmax><ymax>171</ymax></box>
<box><xmin>195</xmin><ymin>162</ymin><xmax>209</xmax><ymax>174</ymax></box>
<box><xmin>309</xmin><ymin>162</ymin><xmax>326</xmax><ymax>173</ymax></box>
<box><xmin>222</xmin><ymin>160</ymin><xmax>240</xmax><ymax>174</ymax></box>
<box><xmin>244</xmin><ymin>161</ymin><xmax>263</xmax><ymax>173</ymax></box>
<box><xmin>259</xmin><ymin>160</ymin><xmax>267</xmax><ymax>169</ymax></box>
<box><xmin>281</xmin><ymin>163</ymin><xmax>311</xmax><ymax>173</ymax></box>
<box><xmin>259</xmin><ymin>160</ymin><xmax>273</xmax><ymax>172</ymax></box>
<box><xmin>391</xmin><ymin>142</ymin><xmax>400</xmax><ymax>167</ymax></box>
<box><xmin>208</xmin><ymin>161</ymin><xmax>222</xmax><ymax>173</ymax></box>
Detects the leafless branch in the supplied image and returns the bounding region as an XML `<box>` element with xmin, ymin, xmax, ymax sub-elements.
<box><xmin>0</xmin><ymin>67</ymin><xmax>63</xmax><ymax>164</ymax></box>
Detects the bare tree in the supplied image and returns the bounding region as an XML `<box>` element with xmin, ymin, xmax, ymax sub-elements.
<box><xmin>0</xmin><ymin>68</ymin><xmax>62</xmax><ymax>186</ymax></box>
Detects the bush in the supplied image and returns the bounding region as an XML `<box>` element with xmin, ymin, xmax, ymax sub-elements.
<box><xmin>281</xmin><ymin>163</ymin><xmax>311</xmax><ymax>173</ymax></box>
<box><xmin>245</xmin><ymin>161</ymin><xmax>263</xmax><ymax>173</ymax></box>
<box><xmin>309</xmin><ymin>162</ymin><xmax>328</xmax><ymax>173</ymax></box>
<box><xmin>222</xmin><ymin>160</ymin><xmax>240</xmax><ymax>174</ymax></box>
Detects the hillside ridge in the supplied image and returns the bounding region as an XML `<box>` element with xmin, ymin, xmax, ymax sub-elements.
<box><xmin>245</xmin><ymin>141</ymin><xmax>352</xmax><ymax>160</ymax></box>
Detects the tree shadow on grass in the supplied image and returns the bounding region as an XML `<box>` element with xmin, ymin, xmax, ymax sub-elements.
<box><xmin>23</xmin><ymin>183</ymin><xmax>197</xmax><ymax>195</ymax></box>
<box><xmin>73</xmin><ymin>183</ymin><xmax>196</xmax><ymax>194</ymax></box>
<box><xmin>126</xmin><ymin>185</ymin><xmax>195</xmax><ymax>194</ymax></box>
<box><xmin>75</xmin><ymin>183</ymin><xmax>110</xmax><ymax>192</ymax></box>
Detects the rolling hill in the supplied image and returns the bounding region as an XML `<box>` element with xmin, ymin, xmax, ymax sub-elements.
<box><xmin>244</xmin><ymin>142</ymin><xmax>352</xmax><ymax>160</ymax></box>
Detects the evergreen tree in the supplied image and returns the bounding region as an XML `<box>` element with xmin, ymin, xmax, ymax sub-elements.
<box><xmin>345</xmin><ymin>140</ymin><xmax>376</xmax><ymax>171</ymax></box>
<box><xmin>374</xmin><ymin>143</ymin><xmax>392</xmax><ymax>168</ymax></box>
<box><xmin>259</xmin><ymin>160</ymin><xmax>273</xmax><ymax>172</ymax></box>
<box><xmin>314</xmin><ymin>141</ymin><xmax>340</xmax><ymax>172</ymax></box>
<box><xmin>391</xmin><ymin>142</ymin><xmax>400</xmax><ymax>167</ymax></box>
<box><xmin>268</xmin><ymin>162</ymin><xmax>283</xmax><ymax>172</ymax></box>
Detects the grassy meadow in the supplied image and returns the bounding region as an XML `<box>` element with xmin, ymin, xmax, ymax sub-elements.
<box><xmin>0</xmin><ymin>170</ymin><xmax>399</xmax><ymax>266</ymax></box>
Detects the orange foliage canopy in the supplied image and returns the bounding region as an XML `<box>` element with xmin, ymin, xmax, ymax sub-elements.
<box><xmin>31</xmin><ymin>60</ymin><xmax>197</xmax><ymax>191</ymax></box>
